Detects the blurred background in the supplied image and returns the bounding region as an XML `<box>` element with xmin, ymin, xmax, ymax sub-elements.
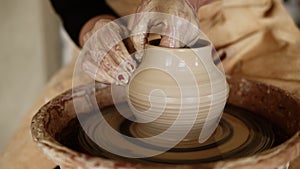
<box><xmin>0</xmin><ymin>0</ymin><xmax>299</xmax><ymax>152</ymax></box>
<box><xmin>0</xmin><ymin>0</ymin><xmax>77</xmax><ymax>151</ymax></box>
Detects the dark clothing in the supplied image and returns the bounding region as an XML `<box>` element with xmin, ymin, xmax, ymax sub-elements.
<box><xmin>50</xmin><ymin>0</ymin><xmax>118</xmax><ymax>46</ymax></box>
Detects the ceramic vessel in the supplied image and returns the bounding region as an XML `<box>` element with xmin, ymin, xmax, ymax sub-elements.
<box><xmin>126</xmin><ymin>40</ymin><xmax>228</xmax><ymax>143</ymax></box>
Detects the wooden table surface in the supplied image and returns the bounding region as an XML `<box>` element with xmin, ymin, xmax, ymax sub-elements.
<box><xmin>0</xmin><ymin>60</ymin><xmax>299</xmax><ymax>169</ymax></box>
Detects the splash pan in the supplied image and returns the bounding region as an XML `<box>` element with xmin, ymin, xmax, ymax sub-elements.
<box><xmin>31</xmin><ymin>76</ymin><xmax>300</xmax><ymax>169</ymax></box>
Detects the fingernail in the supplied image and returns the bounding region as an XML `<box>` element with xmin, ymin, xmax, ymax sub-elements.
<box><xmin>116</xmin><ymin>72</ymin><xmax>130</xmax><ymax>85</ymax></box>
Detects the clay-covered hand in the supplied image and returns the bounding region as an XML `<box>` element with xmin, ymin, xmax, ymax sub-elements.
<box><xmin>128</xmin><ymin>0</ymin><xmax>215</xmax><ymax>61</ymax></box>
<box><xmin>81</xmin><ymin>18</ymin><xmax>136</xmax><ymax>85</ymax></box>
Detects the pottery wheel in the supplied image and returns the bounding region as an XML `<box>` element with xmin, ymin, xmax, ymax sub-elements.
<box><xmin>77</xmin><ymin>103</ymin><xmax>275</xmax><ymax>164</ymax></box>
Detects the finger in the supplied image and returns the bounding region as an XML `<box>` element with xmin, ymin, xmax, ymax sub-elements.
<box><xmin>115</xmin><ymin>71</ymin><xmax>130</xmax><ymax>85</ymax></box>
<box><xmin>83</xmin><ymin>51</ymin><xmax>132</xmax><ymax>85</ymax></box>
<box><xmin>160</xmin><ymin>35</ymin><xmax>182</xmax><ymax>48</ymax></box>
<box><xmin>183</xmin><ymin>14</ymin><xmax>204</xmax><ymax>47</ymax></box>
<box><xmin>108</xmin><ymin>40</ymin><xmax>135</xmax><ymax>68</ymax></box>
<box><xmin>82</xmin><ymin>56</ymin><xmax>115</xmax><ymax>84</ymax></box>
<box><xmin>130</xmin><ymin>33</ymin><xmax>148</xmax><ymax>62</ymax></box>
<box><xmin>99</xmin><ymin>53</ymin><xmax>133</xmax><ymax>85</ymax></box>
<box><xmin>83</xmin><ymin>36</ymin><xmax>106</xmax><ymax>63</ymax></box>
<box><xmin>103</xmin><ymin>33</ymin><xmax>137</xmax><ymax>85</ymax></box>
<box><xmin>106</xmin><ymin>50</ymin><xmax>134</xmax><ymax>85</ymax></box>
<box><xmin>108</xmin><ymin>43</ymin><xmax>137</xmax><ymax>74</ymax></box>
<box><xmin>99</xmin><ymin>53</ymin><xmax>119</xmax><ymax>80</ymax></box>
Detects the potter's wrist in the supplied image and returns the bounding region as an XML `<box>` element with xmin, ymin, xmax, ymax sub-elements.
<box><xmin>79</xmin><ymin>15</ymin><xmax>116</xmax><ymax>47</ymax></box>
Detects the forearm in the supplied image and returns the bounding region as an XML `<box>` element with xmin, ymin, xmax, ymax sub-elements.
<box><xmin>49</xmin><ymin>0</ymin><xmax>118</xmax><ymax>47</ymax></box>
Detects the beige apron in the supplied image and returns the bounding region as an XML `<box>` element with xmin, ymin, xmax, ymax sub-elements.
<box><xmin>198</xmin><ymin>0</ymin><xmax>300</xmax><ymax>97</ymax></box>
<box><xmin>106</xmin><ymin>0</ymin><xmax>300</xmax><ymax>97</ymax></box>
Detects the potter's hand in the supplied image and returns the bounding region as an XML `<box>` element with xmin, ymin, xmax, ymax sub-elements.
<box><xmin>128</xmin><ymin>0</ymin><xmax>215</xmax><ymax>61</ymax></box>
<box><xmin>81</xmin><ymin>18</ymin><xmax>136</xmax><ymax>85</ymax></box>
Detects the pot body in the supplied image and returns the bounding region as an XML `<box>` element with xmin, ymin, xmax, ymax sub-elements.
<box><xmin>127</xmin><ymin>41</ymin><xmax>229</xmax><ymax>143</ymax></box>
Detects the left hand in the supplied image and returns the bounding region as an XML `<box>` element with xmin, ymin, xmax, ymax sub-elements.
<box><xmin>81</xmin><ymin>18</ymin><xmax>136</xmax><ymax>85</ymax></box>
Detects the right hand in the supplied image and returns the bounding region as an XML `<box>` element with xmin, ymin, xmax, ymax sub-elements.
<box><xmin>128</xmin><ymin>0</ymin><xmax>212</xmax><ymax>62</ymax></box>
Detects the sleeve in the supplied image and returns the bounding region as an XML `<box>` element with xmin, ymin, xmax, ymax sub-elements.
<box><xmin>50</xmin><ymin>0</ymin><xmax>118</xmax><ymax>46</ymax></box>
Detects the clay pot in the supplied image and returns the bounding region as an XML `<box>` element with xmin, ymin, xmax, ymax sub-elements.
<box><xmin>31</xmin><ymin>76</ymin><xmax>300</xmax><ymax>169</ymax></box>
<box><xmin>126</xmin><ymin>40</ymin><xmax>228</xmax><ymax>143</ymax></box>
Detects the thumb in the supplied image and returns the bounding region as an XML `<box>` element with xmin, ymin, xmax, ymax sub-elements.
<box><xmin>131</xmin><ymin>33</ymin><xmax>148</xmax><ymax>62</ymax></box>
